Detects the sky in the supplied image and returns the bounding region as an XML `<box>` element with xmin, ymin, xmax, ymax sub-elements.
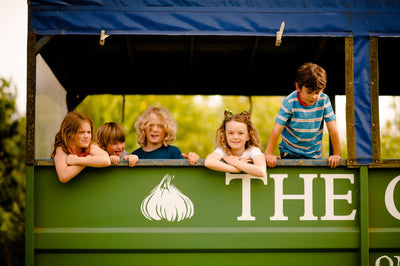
<box><xmin>0</xmin><ymin>0</ymin><xmax>27</xmax><ymax>115</ymax></box>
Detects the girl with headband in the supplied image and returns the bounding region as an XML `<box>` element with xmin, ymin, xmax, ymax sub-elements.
<box><xmin>204</xmin><ymin>109</ymin><xmax>266</xmax><ymax>177</ymax></box>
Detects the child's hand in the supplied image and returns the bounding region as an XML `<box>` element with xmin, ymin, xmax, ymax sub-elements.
<box><xmin>223</xmin><ymin>155</ymin><xmax>240</xmax><ymax>165</ymax></box>
<box><xmin>124</xmin><ymin>154</ymin><xmax>139</xmax><ymax>167</ymax></box>
<box><xmin>239</xmin><ymin>157</ymin><xmax>253</xmax><ymax>164</ymax></box>
<box><xmin>265</xmin><ymin>154</ymin><xmax>280</xmax><ymax>168</ymax></box>
<box><xmin>66</xmin><ymin>154</ymin><xmax>80</xmax><ymax>165</ymax></box>
<box><xmin>328</xmin><ymin>154</ymin><xmax>341</xmax><ymax>168</ymax></box>
<box><xmin>182</xmin><ymin>152</ymin><xmax>200</xmax><ymax>165</ymax></box>
<box><xmin>222</xmin><ymin>155</ymin><xmax>241</xmax><ymax>173</ymax></box>
<box><xmin>110</xmin><ymin>155</ymin><xmax>121</xmax><ymax>165</ymax></box>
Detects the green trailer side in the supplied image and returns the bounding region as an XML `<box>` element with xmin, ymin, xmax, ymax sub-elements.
<box><xmin>26</xmin><ymin>160</ymin><xmax>400</xmax><ymax>266</ymax></box>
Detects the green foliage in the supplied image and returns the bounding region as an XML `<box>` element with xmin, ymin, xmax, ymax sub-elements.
<box><xmin>0</xmin><ymin>78</ymin><xmax>26</xmax><ymax>266</ymax></box>
<box><xmin>380</xmin><ymin>97</ymin><xmax>400</xmax><ymax>159</ymax></box>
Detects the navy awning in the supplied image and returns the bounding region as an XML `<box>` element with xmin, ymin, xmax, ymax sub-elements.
<box><xmin>29</xmin><ymin>0</ymin><xmax>400</xmax><ymax>37</ymax></box>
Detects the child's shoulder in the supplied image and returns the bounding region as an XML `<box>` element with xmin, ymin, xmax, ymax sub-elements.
<box><xmin>166</xmin><ymin>145</ymin><xmax>181</xmax><ymax>151</ymax></box>
<box><xmin>285</xmin><ymin>90</ymin><xmax>297</xmax><ymax>99</ymax></box>
<box><xmin>165</xmin><ymin>145</ymin><xmax>182</xmax><ymax>154</ymax></box>
<box><xmin>165</xmin><ymin>145</ymin><xmax>184</xmax><ymax>159</ymax></box>
<box><xmin>246</xmin><ymin>146</ymin><xmax>263</xmax><ymax>156</ymax></box>
<box><xmin>282</xmin><ymin>91</ymin><xmax>298</xmax><ymax>104</ymax></box>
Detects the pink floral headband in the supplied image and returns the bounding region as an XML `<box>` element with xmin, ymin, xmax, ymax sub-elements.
<box><xmin>224</xmin><ymin>109</ymin><xmax>251</xmax><ymax>121</ymax></box>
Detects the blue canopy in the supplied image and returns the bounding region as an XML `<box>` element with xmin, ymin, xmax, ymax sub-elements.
<box><xmin>30</xmin><ymin>0</ymin><xmax>400</xmax><ymax>37</ymax></box>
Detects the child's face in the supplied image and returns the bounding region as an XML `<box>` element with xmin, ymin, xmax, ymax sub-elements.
<box><xmin>225</xmin><ymin>120</ymin><xmax>250</xmax><ymax>154</ymax></box>
<box><xmin>73</xmin><ymin>121</ymin><xmax>92</xmax><ymax>149</ymax></box>
<box><xmin>106</xmin><ymin>141</ymin><xmax>126</xmax><ymax>157</ymax></box>
<box><xmin>296</xmin><ymin>84</ymin><xmax>323</xmax><ymax>106</ymax></box>
<box><xmin>145</xmin><ymin>113</ymin><xmax>166</xmax><ymax>146</ymax></box>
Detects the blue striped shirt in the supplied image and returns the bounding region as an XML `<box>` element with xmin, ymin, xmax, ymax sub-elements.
<box><xmin>275</xmin><ymin>91</ymin><xmax>336</xmax><ymax>159</ymax></box>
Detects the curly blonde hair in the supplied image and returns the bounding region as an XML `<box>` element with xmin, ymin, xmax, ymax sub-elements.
<box><xmin>216</xmin><ymin>113</ymin><xmax>261</xmax><ymax>155</ymax></box>
<box><xmin>135</xmin><ymin>106</ymin><xmax>177</xmax><ymax>147</ymax></box>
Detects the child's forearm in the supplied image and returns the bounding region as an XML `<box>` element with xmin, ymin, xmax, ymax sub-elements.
<box><xmin>204</xmin><ymin>154</ymin><xmax>240</xmax><ymax>173</ymax></box>
<box><xmin>56</xmin><ymin>165</ymin><xmax>85</xmax><ymax>183</ymax></box>
<box><xmin>265</xmin><ymin>123</ymin><xmax>283</xmax><ymax>155</ymax></box>
<box><xmin>327</xmin><ymin>121</ymin><xmax>341</xmax><ymax>156</ymax></box>
<box><xmin>231</xmin><ymin>161</ymin><xmax>265</xmax><ymax>177</ymax></box>
<box><xmin>224</xmin><ymin>156</ymin><xmax>266</xmax><ymax>177</ymax></box>
<box><xmin>265</xmin><ymin>133</ymin><xmax>278</xmax><ymax>154</ymax></box>
<box><xmin>265</xmin><ymin>139</ymin><xmax>277</xmax><ymax>155</ymax></box>
<box><xmin>331</xmin><ymin>135</ymin><xmax>341</xmax><ymax>156</ymax></box>
<box><xmin>74</xmin><ymin>155</ymin><xmax>111</xmax><ymax>167</ymax></box>
<box><xmin>205</xmin><ymin>160</ymin><xmax>240</xmax><ymax>173</ymax></box>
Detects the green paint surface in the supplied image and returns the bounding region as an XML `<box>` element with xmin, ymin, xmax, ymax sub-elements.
<box><xmin>26</xmin><ymin>163</ymin><xmax>400</xmax><ymax>266</ymax></box>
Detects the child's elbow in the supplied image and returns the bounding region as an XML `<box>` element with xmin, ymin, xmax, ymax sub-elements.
<box><xmin>254</xmin><ymin>168</ymin><xmax>267</xmax><ymax>178</ymax></box>
<box><xmin>59</xmin><ymin>178</ymin><xmax>69</xmax><ymax>184</ymax></box>
<box><xmin>58</xmin><ymin>174</ymin><xmax>72</xmax><ymax>184</ymax></box>
<box><xmin>101</xmin><ymin>157</ymin><xmax>112</xmax><ymax>167</ymax></box>
<box><xmin>204</xmin><ymin>158</ymin><xmax>212</xmax><ymax>169</ymax></box>
<box><xmin>255</xmin><ymin>172</ymin><xmax>267</xmax><ymax>178</ymax></box>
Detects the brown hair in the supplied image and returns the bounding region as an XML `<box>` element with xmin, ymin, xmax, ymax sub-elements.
<box><xmin>135</xmin><ymin>106</ymin><xmax>177</xmax><ymax>147</ymax></box>
<box><xmin>295</xmin><ymin>62</ymin><xmax>327</xmax><ymax>92</ymax></box>
<box><xmin>215</xmin><ymin>113</ymin><xmax>261</xmax><ymax>155</ymax></box>
<box><xmin>51</xmin><ymin>111</ymin><xmax>94</xmax><ymax>158</ymax></box>
<box><xmin>96</xmin><ymin>122</ymin><xmax>126</xmax><ymax>149</ymax></box>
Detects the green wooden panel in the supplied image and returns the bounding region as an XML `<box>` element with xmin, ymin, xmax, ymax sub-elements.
<box><xmin>35</xmin><ymin>252</ymin><xmax>358</xmax><ymax>266</ymax></box>
<box><xmin>26</xmin><ymin>162</ymin><xmax>400</xmax><ymax>265</ymax></box>
<box><xmin>35</xmin><ymin>227</ymin><xmax>359</xmax><ymax>250</ymax></box>
<box><xmin>34</xmin><ymin>166</ymin><xmax>359</xmax><ymax>228</ymax></box>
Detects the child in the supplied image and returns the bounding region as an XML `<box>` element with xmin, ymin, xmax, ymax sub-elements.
<box><xmin>51</xmin><ymin>111</ymin><xmax>111</xmax><ymax>183</ymax></box>
<box><xmin>204</xmin><ymin>109</ymin><xmax>266</xmax><ymax>177</ymax></box>
<box><xmin>96</xmin><ymin>122</ymin><xmax>139</xmax><ymax>167</ymax></box>
<box><xmin>264</xmin><ymin>62</ymin><xmax>341</xmax><ymax>168</ymax></box>
<box><xmin>132</xmin><ymin>106</ymin><xmax>200</xmax><ymax>165</ymax></box>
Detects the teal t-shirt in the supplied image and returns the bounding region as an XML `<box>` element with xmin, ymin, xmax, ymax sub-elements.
<box><xmin>275</xmin><ymin>90</ymin><xmax>336</xmax><ymax>159</ymax></box>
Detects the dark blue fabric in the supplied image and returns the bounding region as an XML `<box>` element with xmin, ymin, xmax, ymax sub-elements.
<box><xmin>29</xmin><ymin>1</ymin><xmax>400</xmax><ymax>36</ymax></box>
<box><xmin>131</xmin><ymin>145</ymin><xmax>183</xmax><ymax>159</ymax></box>
<box><xmin>353</xmin><ymin>36</ymin><xmax>373</xmax><ymax>164</ymax></box>
<box><xmin>30</xmin><ymin>0</ymin><xmax>400</xmax><ymax>9</ymax></box>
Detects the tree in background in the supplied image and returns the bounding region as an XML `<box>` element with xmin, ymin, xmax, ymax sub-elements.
<box><xmin>381</xmin><ymin>97</ymin><xmax>400</xmax><ymax>159</ymax></box>
<box><xmin>0</xmin><ymin>78</ymin><xmax>26</xmax><ymax>266</ymax></box>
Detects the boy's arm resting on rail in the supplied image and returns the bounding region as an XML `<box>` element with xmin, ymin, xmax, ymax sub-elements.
<box><xmin>223</xmin><ymin>154</ymin><xmax>266</xmax><ymax>177</ymax></box>
<box><xmin>204</xmin><ymin>152</ymin><xmax>241</xmax><ymax>173</ymax></box>
<box><xmin>326</xmin><ymin>120</ymin><xmax>341</xmax><ymax>168</ymax></box>
<box><xmin>264</xmin><ymin>123</ymin><xmax>284</xmax><ymax>168</ymax></box>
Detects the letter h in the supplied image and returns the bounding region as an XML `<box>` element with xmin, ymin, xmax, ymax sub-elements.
<box><xmin>270</xmin><ymin>174</ymin><xmax>318</xmax><ymax>221</ymax></box>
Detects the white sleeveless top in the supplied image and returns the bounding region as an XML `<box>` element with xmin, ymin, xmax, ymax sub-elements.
<box><xmin>213</xmin><ymin>146</ymin><xmax>263</xmax><ymax>159</ymax></box>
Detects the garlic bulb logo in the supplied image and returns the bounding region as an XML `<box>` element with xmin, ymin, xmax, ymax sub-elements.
<box><xmin>141</xmin><ymin>174</ymin><xmax>194</xmax><ymax>222</ymax></box>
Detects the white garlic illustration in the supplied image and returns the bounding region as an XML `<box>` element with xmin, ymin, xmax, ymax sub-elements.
<box><xmin>141</xmin><ymin>174</ymin><xmax>194</xmax><ymax>222</ymax></box>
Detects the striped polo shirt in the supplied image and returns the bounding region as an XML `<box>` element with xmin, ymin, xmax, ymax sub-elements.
<box><xmin>275</xmin><ymin>90</ymin><xmax>336</xmax><ymax>159</ymax></box>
